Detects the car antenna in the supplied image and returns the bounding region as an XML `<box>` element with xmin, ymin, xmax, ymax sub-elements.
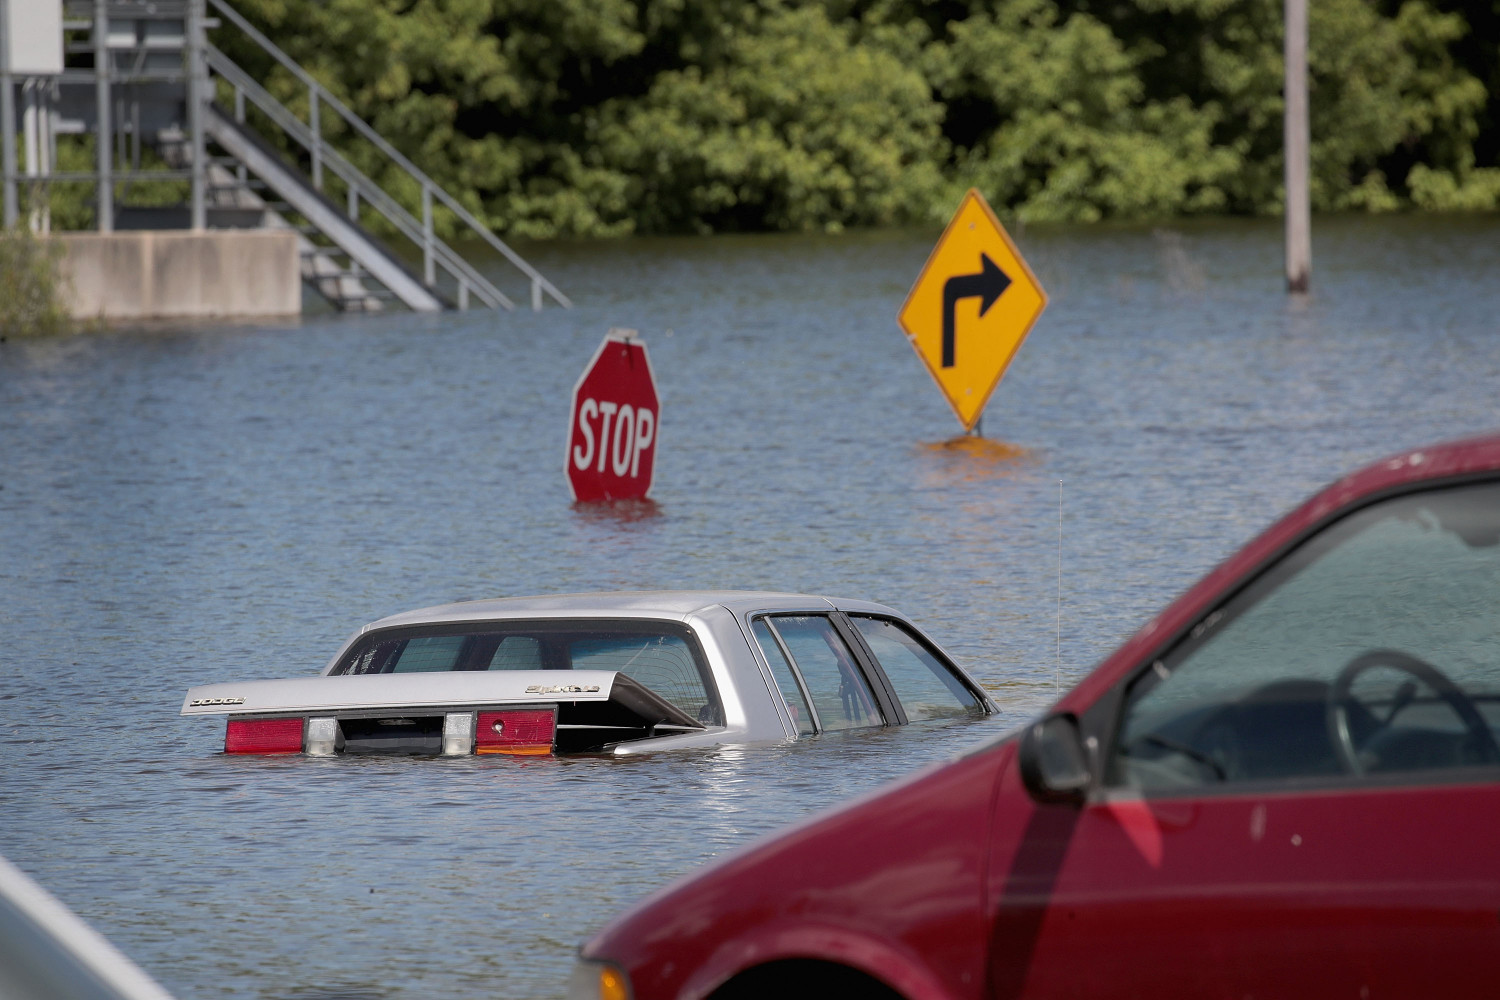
<box><xmin>1056</xmin><ymin>479</ymin><xmax>1063</xmax><ymax>696</ymax></box>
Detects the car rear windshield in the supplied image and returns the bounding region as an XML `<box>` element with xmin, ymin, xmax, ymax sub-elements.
<box><xmin>331</xmin><ymin>619</ymin><xmax>721</xmax><ymax>724</ymax></box>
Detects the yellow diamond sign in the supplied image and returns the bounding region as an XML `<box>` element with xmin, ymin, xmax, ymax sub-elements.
<box><xmin>897</xmin><ymin>189</ymin><xmax>1048</xmax><ymax>432</ymax></box>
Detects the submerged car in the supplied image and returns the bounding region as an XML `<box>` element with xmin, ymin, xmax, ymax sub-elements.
<box><xmin>182</xmin><ymin>591</ymin><xmax>993</xmax><ymax>757</ymax></box>
<box><xmin>571</xmin><ymin>434</ymin><xmax>1500</xmax><ymax>1000</ymax></box>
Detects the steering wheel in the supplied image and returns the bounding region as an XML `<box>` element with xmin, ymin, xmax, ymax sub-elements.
<box><xmin>1326</xmin><ymin>649</ymin><xmax>1500</xmax><ymax>775</ymax></box>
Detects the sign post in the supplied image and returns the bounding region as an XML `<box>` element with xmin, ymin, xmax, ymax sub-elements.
<box><xmin>565</xmin><ymin>329</ymin><xmax>660</xmax><ymax>503</ymax></box>
<box><xmin>897</xmin><ymin>189</ymin><xmax>1047</xmax><ymax>434</ymax></box>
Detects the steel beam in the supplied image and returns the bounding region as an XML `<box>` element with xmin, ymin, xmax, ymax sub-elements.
<box><xmin>92</xmin><ymin>0</ymin><xmax>111</xmax><ymax>231</ymax></box>
<box><xmin>188</xmin><ymin>0</ymin><xmax>206</xmax><ymax>231</ymax></box>
<box><xmin>1</xmin><ymin>0</ymin><xmax>18</xmax><ymax>228</ymax></box>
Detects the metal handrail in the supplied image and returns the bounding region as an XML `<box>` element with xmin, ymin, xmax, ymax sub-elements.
<box><xmin>204</xmin><ymin>0</ymin><xmax>570</xmax><ymax>309</ymax></box>
<box><xmin>207</xmin><ymin>49</ymin><xmax>504</xmax><ymax>308</ymax></box>
<box><xmin>205</xmin><ymin>46</ymin><xmax>512</xmax><ymax>310</ymax></box>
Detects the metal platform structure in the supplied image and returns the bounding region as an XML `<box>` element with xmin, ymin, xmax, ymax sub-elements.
<box><xmin>0</xmin><ymin>0</ymin><xmax>570</xmax><ymax>313</ymax></box>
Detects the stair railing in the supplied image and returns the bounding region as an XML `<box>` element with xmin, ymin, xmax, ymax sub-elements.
<box><xmin>206</xmin><ymin>47</ymin><xmax>509</xmax><ymax>310</ymax></box>
<box><xmin>204</xmin><ymin>0</ymin><xmax>570</xmax><ymax>311</ymax></box>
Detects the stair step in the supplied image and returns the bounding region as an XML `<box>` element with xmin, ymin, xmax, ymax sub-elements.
<box><xmin>323</xmin><ymin>287</ymin><xmax>388</xmax><ymax>302</ymax></box>
<box><xmin>319</xmin><ymin>281</ymin><xmax>392</xmax><ymax>298</ymax></box>
<box><xmin>209</xmin><ymin>179</ymin><xmax>268</xmax><ymax>192</ymax></box>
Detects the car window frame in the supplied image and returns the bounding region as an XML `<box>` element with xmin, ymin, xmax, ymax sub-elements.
<box><xmin>828</xmin><ymin>612</ymin><xmax>905</xmax><ymax>725</ymax></box>
<box><xmin>752</xmin><ymin>612</ymin><xmax>899</xmax><ymax>732</ymax></box>
<box><xmin>328</xmin><ymin>617</ymin><xmax>724</xmax><ymax>726</ymax></box>
<box><xmin>1096</xmin><ymin>472</ymin><xmax>1500</xmax><ymax>800</ymax></box>
<box><xmin>752</xmin><ymin>616</ymin><xmax>823</xmax><ymax>734</ymax></box>
<box><xmin>845</xmin><ymin>612</ymin><xmax>990</xmax><ymax>716</ymax></box>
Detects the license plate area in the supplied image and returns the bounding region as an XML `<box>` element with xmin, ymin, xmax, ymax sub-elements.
<box><xmin>339</xmin><ymin>715</ymin><xmax>444</xmax><ymax>755</ymax></box>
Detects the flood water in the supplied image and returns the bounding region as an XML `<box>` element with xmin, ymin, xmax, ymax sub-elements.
<box><xmin>2</xmin><ymin>213</ymin><xmax>1498</xmax><ymax>999</ymax></box>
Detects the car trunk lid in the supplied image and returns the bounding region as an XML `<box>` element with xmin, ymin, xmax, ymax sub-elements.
<box><xmin>182</xmin><ymin>671</ymin><xmax>704</xmax><ymax>755</ymax></box>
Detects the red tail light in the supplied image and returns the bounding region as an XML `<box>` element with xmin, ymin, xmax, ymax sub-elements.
<box><xmin>225</xmin><ymin>717</ymin><xmax>304</xmax><ymax>754</ymax></box>
<box><xmin>475</xmin><ymin>708</ymin><xmax>555</xmax><ymax>756</ymax></box>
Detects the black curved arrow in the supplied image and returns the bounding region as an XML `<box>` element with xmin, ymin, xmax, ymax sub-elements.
<box><xmin>942</xmin><ymin>253</ymin><xmax>1011</xmax><ymax>368</ymax></box>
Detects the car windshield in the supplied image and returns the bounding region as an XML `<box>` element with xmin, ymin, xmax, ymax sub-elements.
<box><xmin>332</xmin><ymin>620</ymin><xmax>721</xmax><ymax>724</ymax></box>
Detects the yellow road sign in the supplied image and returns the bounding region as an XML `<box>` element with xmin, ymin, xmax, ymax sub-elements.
<box><xmin>897</xmin><ymin>189</ymin><xmax>1048</xmax><ymax>431</ymax></box>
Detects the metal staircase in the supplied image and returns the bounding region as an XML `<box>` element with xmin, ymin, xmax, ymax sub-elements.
<box><xmin>156</xmin><ymin>121</ymin><xmax>399</xmax><ymax>311</ymax></box>
<box><xmin>26</xmin><ymin>0</ymin><xmax>570</xmax><ymax>314</ymax></box>
<box><xmin>200</xmin><ymin>105</ymin><xmax>445</xmax><ymax>311</ymax></box>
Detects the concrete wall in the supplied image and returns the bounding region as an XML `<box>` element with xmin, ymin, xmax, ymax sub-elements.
<box><xmin>56</xmin><ymin>230</ymin><xmax>301</xmax><ymax>320</ymax></box>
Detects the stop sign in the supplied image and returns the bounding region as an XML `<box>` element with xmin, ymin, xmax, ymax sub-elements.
<box><xmin>565</xmin><ymin>330</ymin><xmax>660</xmax><ymax>502</ymax></box>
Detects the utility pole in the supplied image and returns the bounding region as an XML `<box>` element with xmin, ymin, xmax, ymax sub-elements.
<box><xmin>1284</xmin><ymin>0</ymin><xmax>1310</xmax><ymax>293</ymax></box>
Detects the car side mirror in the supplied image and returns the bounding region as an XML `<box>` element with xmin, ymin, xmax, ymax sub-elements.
<box><xmin>1018</xmin><ymin>713</ymin><xmax>1091</xmax><ymax>805</ymax></box>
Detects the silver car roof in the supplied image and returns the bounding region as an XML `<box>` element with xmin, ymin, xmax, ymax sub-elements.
<box><xmin>358</xmin><ymin>590</ymin><xmax>903</xmax><ymax>631</ymax></box>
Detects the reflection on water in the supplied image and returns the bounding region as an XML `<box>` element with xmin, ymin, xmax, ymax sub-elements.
<box><xmin>570</xmin><ymin>498</ymin><xmax>664</xmax><ymax>523</ymax></box>
<box><xmin>916</xmin><ymin>435</ymin><xmax>1036</xmax><ymax>486</ymax></box>
<box><xmin>921</xmin><ymin>434</ymin><xmax>1033</xmax><ymax>462</ymax></box>
<box><xmin>1</xmin><ymin>215</ymin><xmax>1498</xmax><ymax>999</ymax></box>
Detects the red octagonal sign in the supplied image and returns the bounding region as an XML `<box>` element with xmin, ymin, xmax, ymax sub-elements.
<box><xmin>566</xmin><ymin>330</ymin><xmax>659</xmax><ymax>503</ymax></box>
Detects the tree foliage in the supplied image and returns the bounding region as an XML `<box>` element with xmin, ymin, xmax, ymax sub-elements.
<box><xmin>216</xmin><ymin>0</ymin><xmax>1500</xmax><ymax>236</ymax></box>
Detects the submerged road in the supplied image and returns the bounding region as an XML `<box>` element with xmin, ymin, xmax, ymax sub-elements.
<box><xmin>1</xmin><ymin>214</ymin><xmax>1498</xmax><ymax>999</ymax></box>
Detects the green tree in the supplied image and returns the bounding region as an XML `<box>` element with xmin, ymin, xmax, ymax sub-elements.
<box><xmin>1071</xmin><ymin>0</ymin><xmax>1496</xmax><ymax>212</ymax></box>
<box><xmin>917</xmin><ymin>0</ymin><xmax>1238</xmax><ymax>222</ymax></box>
<box><xmin>210</xmin><ymin>0</ymin><xmax>1499</xmax><ymax>235</ymax></box>
<box><xmin>592</xmin><ymin>4</ymin><xmax>947</xmax><ymax>233</ymax></box>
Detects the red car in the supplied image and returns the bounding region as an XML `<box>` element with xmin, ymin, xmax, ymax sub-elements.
<box><xmin>570</xmin><ymin>434</ymin><xmax>1500</xmax><ymax>1000</ymax></box>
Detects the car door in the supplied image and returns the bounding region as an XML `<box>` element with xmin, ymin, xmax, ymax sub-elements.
<box><xmin>844</xmin><ymin>614</ymin><xmax>988</xmax><ymax>721</ymax></box>
<box><xmin>752</xmin><ymin>613</ymin><xmax>894</xmax><ymax>732</ymax></box>
<box><xmin>994</xmin><ymin>478</ymin><xmax>1500</xmax><ymax>999</ymax></box>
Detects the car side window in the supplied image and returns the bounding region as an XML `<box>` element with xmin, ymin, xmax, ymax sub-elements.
<box><xmin>752</xmin><ymin>618</ymin><xmax>816</xmax><ymax>735</ymax></box>
<box><xmin>1110</xmin><ymin>480</ymin><xmax>1500</xmax><ymax>793</ymax></box>
<box><xmin>765</xmin><ymin>615</ymin><xmax>882</xmax><ymax>732</ymax></box>
<box><xmin>850</xmin><ymin>616</ymin><xmax>984</xmax><ymax>721</ymax></box>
